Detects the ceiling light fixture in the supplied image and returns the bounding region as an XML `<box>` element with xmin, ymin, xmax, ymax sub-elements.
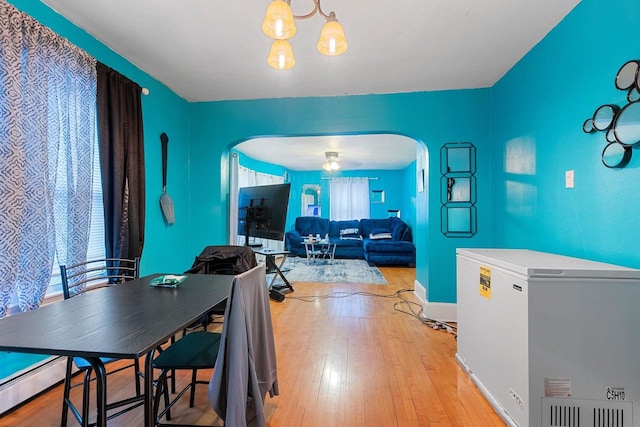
<box><xmin>322</xmin><ymin>151</ymin><xmax>341</xmax><ymax>171</ymax></box>
<box><xmin>262</xmin><ymin>0</ymin><xmax>348</xmax><ymax>70</ymax></box>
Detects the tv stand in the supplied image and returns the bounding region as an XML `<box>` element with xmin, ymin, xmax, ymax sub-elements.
<box><xmin>254</xmin><ymin>248</ymin><xmax>294</xmax><ymax>299</ymax></box>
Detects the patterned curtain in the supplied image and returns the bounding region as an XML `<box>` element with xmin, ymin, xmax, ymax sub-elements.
<box><xmin>0</xmin><ymin>0</ymin><xmax>97</xmax><ymax>317</ymax></box>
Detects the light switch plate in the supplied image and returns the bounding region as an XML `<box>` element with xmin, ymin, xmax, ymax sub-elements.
<box><xmin>565</xmin><ymin>170</ymin><xmax>574</xmax><ymax>188</ymax></box>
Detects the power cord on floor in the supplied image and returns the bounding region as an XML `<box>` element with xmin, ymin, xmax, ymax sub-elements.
<box><xmin>392</xmin><ymin>289</ymin><xmax>457</xmax><ymax>337</ymax></box>
<box><xmin>287</xmin><ymin>289</ymin><xmax>457</xmax><ymax>337</ymax></box>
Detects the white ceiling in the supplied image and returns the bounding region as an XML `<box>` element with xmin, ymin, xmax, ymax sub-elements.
<box><xmin>39</xmin><ymin>0</ymin><xmax>581</xmax><ymax>170</ymax></box>
<box><xmin>236</xmin><ymin>134</ymin><xmax>418</xmax><ymax>171</ymax></box>
<box><xmin>41</xmin><ymin>0</ymin><xmax>581</xmax><ymax>102</ymax></box>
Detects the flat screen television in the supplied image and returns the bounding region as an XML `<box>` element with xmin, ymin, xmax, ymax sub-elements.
<box><xmin>238</xmin><ymin>183</ymin><xmax>291</xmax><ymax>245</ymax></box>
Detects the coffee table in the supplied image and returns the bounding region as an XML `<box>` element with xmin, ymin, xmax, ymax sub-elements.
<box><xmin>303</xmin><ymin>239</ymin><xmax>337</xmax><ymax>264</ymax></box>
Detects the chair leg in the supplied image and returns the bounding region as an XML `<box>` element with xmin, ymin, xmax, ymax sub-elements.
<box><xmin>153</xmin><ymin>369</ymin><xmax>173</xmax><ymax>423</ymax></box>
<box><xmin>189</xmin><ymin>369</ymin><xmax>198</xmax><ymax>408</ymax></box>
<box><xmin>61</xmin><ymin>357</ymin><xmax>74</xmax><ymax>427</ymax></box>
<box><xmin>81</xmin><ymin>368</ymin><xmax>92</xmax><ymax>427</ymax></box>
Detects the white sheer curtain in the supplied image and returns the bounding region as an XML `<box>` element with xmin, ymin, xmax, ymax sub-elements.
<box><xmin>228</xmin><ymin>157</ymin><xmax>285</xmax><ymax>250</ymax></box>
<box><xmin>329</xmin><ymin>177</ymin><xmax>370</xmax><ymax>220</ymax></box>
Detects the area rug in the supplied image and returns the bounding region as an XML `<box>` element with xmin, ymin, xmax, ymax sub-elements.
<box><xmin>272</xmin><ymin>257</ymin><xmax>388</xmax><ymax>285</ymax></box>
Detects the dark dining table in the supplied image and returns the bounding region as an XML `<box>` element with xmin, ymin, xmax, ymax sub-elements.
<box><xmin>0</xmin><ymin>273</ymin><xmax>234</xmax><ymax>427</ymax></box>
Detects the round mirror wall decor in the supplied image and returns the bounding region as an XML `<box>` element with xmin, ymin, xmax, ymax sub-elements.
<box><xmin>582</xmin><ymin>118</ymin><xmax>595</xmax><ymax>133</ymax></box>
<box><xmin>583</xmin><ymin>59</ymin><xmax>640</xmax><ymax>168</ymax></box>
<box><xmin>615</xmin><ymin>60</ymin><xmax>639</xmax><ymax>90</ymax></box>
<box><xmin>613</xmin><ymin>101</ymin><xmax>640</xmax><ymax>147</ymax></box>
<box><xmin>602</xmin><ymin>142</ymin><xmax>632</xmax><ymax>168</ymax></box>
<box><xmin>627</xmin><ymin>87</ymin><xmax>640</xmax><ymax>103</ymax></box>
<box><xmin>592</xmin><ymin>104</ymin><xmax>619</xmax><ymax>131</ymax></box>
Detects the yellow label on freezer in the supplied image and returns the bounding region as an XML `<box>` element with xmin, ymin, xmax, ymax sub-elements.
<box><xmin>479</xmin><ymin>265</ymin><xmax>491</xmax><ymax>298</ymax></box>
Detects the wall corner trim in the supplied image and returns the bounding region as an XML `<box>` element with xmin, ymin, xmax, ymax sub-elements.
<box><xmin>413</xmin><ymin>279</ymin><xmax>457</xmax><ymax>322</ymax></box>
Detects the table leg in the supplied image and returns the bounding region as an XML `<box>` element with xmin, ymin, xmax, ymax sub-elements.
<box><xmin>144</xmin><ymin>349</ymin><xmax>156</xmax><ymax>427</ymax></box>
<box><xmin>85</xmin><ymin>357</ymin><xmax>107</xmax><ymax>427</ymax></box>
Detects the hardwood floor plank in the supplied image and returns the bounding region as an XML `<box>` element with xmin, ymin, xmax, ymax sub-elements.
<box><xmin>0</xmin><ymin>265</ymin><xmax>504</xmax><ymax>426</ymax></box>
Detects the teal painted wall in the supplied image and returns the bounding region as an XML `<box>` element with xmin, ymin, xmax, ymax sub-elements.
<box><xmin>402</xmin><ymin>161</ymin><xmax>418</xmax><ymax>230</ymax></box>
<box><xmin>188</xmin><ymin>92</ymin><xmax>493</xmax><ymax>304</ymax></box>
<box><xmin>490</xmin><ymin>0</ymin><xmax>640</xmax><ymax>268</ymax></box>
<box><xmin>8</xmin><ymin>0</ymin><xmax>193</xmax><ymax>275</ymax></box>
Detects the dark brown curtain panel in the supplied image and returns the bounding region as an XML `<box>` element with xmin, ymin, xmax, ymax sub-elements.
<box><xmin>96</xmin><ymin>62</ymin><xmax>145</xmax><ymax>261</ymax></box>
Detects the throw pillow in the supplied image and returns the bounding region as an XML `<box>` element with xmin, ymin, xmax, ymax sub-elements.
<box><xmin>339</xmin><ymin>227</ymin><xmax>360</xmax><ymax>239</ymax></box>
<box><xmin>369</xmin><ymin>228</ymin><xmax>392</xmax><ymax>240</ymax></box>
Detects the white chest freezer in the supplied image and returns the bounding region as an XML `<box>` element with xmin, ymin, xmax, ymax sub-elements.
<box><xmin>456</xmin><ymin>249</ymin><xmax>640</xmax><ymax>427</ymax></box>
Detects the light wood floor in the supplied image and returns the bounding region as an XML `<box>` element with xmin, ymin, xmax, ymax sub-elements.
<box><xmin>0</xmin><ymin>266</ymin><xmax>504</xmax><ymax>426</ymax></box>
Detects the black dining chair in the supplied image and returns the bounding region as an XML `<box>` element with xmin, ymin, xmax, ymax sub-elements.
<box><xmin>184</xmin><ymin>245</ymin><xmax>257</xmax><ymax>328</ymax></box>
<box><xmin>59</xmin><ymin>257</ymin><xmax>144</xmax><ymax>427</ymax></box>
<box><xmin>164</xmin><ymin>245</ymin><xmax>257</xmax><ymax>395</ymax></box>
<box><xmin>152</xmin><ymin>263</ymin><xmax>277</xmax><ymax>427</ymax></box>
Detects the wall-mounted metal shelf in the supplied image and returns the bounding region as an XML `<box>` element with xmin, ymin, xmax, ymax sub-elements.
<box><xmin>440</xmin><ymin>142</ymin><xmax>477</xmax><ymax>237</ymax></box>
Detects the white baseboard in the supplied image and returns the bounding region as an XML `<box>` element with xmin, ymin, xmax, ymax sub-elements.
<box><xmin>0</xmin><ymin>356</ymin><xmax>66</xmax><ymax>415</ymax></box>
<box><xmin>413</xmin><ymin>279</ymin><xmax>457</xmax><ymax>322</ymax></box>
<box><xmin>413</xmin><ymin>279</ymin><xmax>427</xmax><ymax>303</ymax></box>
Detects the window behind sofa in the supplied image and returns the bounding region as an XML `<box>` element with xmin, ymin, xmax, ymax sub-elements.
<box><xmin>329</xmin><ymin>177</ymin><xmax>370</xmax><ymax>220</ymax></box>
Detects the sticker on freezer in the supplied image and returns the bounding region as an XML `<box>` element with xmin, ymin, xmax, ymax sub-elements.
<box><xmin>479</xmin><ymin>266</ymin><xmax>491</xmax><ymax>299</ymax></box>
<box><xmin>544</xmin><ymin>378</ymin><xmax>572</xmax><ymax>397</ymax></box>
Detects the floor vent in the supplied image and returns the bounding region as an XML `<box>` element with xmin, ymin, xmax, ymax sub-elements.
<box><xmin>542</xmin><ymin>398</ymin><xmax>632</xmax><ymax>427</ymax></box>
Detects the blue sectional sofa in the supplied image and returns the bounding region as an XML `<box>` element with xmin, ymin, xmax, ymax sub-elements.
<box><xmin>285</xmin><ymin>216</ymin><xmax>416</xmax><ymax>266</ymax></box>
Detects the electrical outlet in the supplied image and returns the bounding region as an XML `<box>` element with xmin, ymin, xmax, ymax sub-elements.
<box><xmin>565</xmin><ymin>170</ymin><xmax>574</xmax><ymax>188</ymax></box>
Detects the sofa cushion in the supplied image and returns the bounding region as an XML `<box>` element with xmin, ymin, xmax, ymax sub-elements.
<box><xmin>332</xmin><ymin>238</ymin><xmax>363</xmax><ymax>249</ymax></box>
<box><xmin>360</xmin><ymin>218</ymin><xmax>393</xmax><ymax>237</ymax></box>
<box><xmin>364</xmin><ymin>239</ymin><xmax>415</xmax><ymax>253</ymax></box>
<box><xmin>295</xmin><ymin>217</ymin><xmax>330</xmax><ymax>237</ymax></box>
<box><xmin>391</xmin><ymin>221</ymin><xmax>409</xmax><ymax>241</ymax></box>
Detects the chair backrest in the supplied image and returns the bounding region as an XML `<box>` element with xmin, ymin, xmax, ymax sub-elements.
<box><xmin>59</xmin><ymin>257</ymin><xmax>140</xmax><ymax>300</ymax></box>
<box><xmin>208</xmin><ymin>263</ymin><xmax>278</xmax><ymax>427</ymax></box>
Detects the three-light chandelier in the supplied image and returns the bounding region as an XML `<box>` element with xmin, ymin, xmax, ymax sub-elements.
<box><xmin>262</xmin><ymin>0</ymin><xmax>348</xmax><ymax>70</ymax></box>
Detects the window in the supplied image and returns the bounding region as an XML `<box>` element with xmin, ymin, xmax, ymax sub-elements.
<box><xmin>5</xmin><ymin>125</ymin><xmax>104</xmax><ymax>311</ymax></box>
<box><xmin>329</xmin><ymin>177</ymin><xmax>371</xmax><ymax>220</ymax></box>
<box><xmin>235</xmin><ymin>165</ymin><xmax>285</xmax><ymax>250</ymax></box>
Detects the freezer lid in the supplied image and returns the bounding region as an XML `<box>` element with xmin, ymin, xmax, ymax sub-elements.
<box><xmin>456</xmin><ymin>249</ymin><xmax>640</xmax><ymax>279</ymax></box>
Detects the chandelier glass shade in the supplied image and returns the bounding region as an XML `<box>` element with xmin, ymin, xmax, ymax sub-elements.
<box><xmin>261</xmin><ymin>0</ymin><xmax>296</xmax><ymax>39</ymax></box>
<box><xmin>267</xmin><ymin>39</ymin><xmax>296</xmax><ymax>70</ymax></box>
<box><xmin>317</xmin><ymin>14</ymin><xmax>347</xmax><ymax>56</ymax></box>
<box><xmin>262</xmin><ymin>0</ymin><xmax>348</xmax><ymax>69</ymax></box>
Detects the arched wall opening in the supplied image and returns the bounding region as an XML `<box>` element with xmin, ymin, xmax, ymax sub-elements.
<box><xmin>223</xmin><ymin>131</ymin><xmax>429</xmax><ymax>287</ymax></box>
